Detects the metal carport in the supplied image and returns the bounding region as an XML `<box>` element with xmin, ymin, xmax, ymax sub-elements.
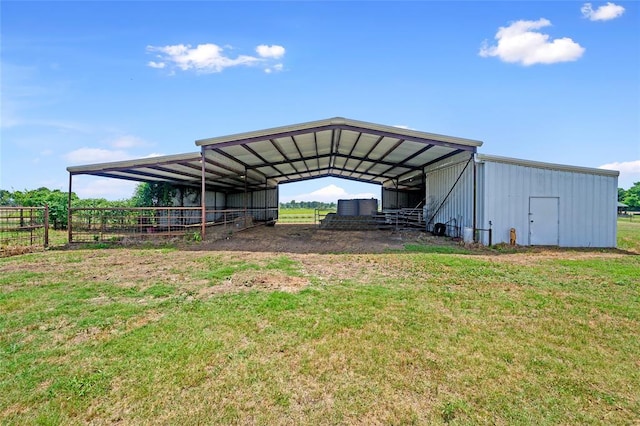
<box><xmin>67</xmin><ymin>117</ymin><xmax>483</xmax><ymax>239</ymax></box>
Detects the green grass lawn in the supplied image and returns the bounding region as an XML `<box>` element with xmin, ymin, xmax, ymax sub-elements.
<box><xmin>618</xmin><ymin>216</ymin><xmax>640</xmax><ymax>253</ymax></box>
<box><xmin>278</xmin><ymin>208</ymin><xmax>333</xmax><ymax>224</ymax></box>
<box><xmin>1</xmin><ymin>239</ymin><xmax>638</xmax><ymax>424</ymax></box>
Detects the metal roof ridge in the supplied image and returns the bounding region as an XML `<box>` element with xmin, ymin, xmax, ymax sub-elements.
<box><xmin>195</xmin><ymin>117</ymin><xmax>340</xmax><ymax>146</ymax></box>
<box><xmin>476</xmin><ymin>153</ymin><xmax>620</xmax><ymax>177</ymax></box>
<box><xmin>67</xmin><ymin>152</ymin><xmax>201</xmax><ymax>173</ymax></box>
<box><xmin>195</xmin><ymin>117</ymin><xmax>483</xmax><ymax>148</ymax></box>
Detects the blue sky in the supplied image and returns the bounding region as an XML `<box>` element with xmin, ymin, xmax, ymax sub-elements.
<box><xmin>1</xmin><ymin>1</ymin><xmax>638</xmax><ymax>203</ymax></box>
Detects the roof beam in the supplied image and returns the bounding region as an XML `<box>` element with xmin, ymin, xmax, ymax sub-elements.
<box><xmin>146</xmin><ymin>165</ymin><xmax>204</xmax><ymax>182</ymax></box>
<box><xmin>210</xmin><ymin>148</ymin><xmax>268</xmax><ymax>180</ymax></box>
<box><xmin>90</xmin><ymin>171</ymin><xmax>172</xmax><ymax>183</ymax></box>
<box><xmin>290</xmin><ymin>135</ymin><xmax>305</xmax><ymax>160</ymax></box>
<box><xmin>252</xmin><ymin>151</ymin><xmax>407</xmax><ymax>171</ymax></box>
<box><xmin>269</xmin><ymin>165</ymin><xmax>386</xmax><ymax>184</ymax></box>
<box><xmin>381</xmin><ymin>149</ymin><xmax>467</xmax><ymax>188</ymax></box>
<box><xmin>75</xmin><ymin>157</ymin><xmax>201</xmax><ymax>175</ymax></box>
<box><xmin>281</xmin><ymin>169</ymin><xmax>385</xmax><ymax>186</ymax></box>
<box><xmin>338</xmin><ymin>124</ymin><xmax>477</xmax><ymax>151</ymax></box>
<box><xmin>290</xmin><ymin>135</ymin><xmax>312</xmax><ymax>176</ymax></box>
<box><xmin>89</xmin><ymin>172</ymin><xmax>206</xmax><ymax>189</ymax></box>
<box><xmin>201</xmin><ymin>158</ymin><xmax>264</xmax><ymax>187</ymax></box>
<box><xmin>313</xmin><ymin>131</ymin><xmax>320</xmax><ymax>170</ymax></box>
<box><xmin>241</xmin><ymin>143</ymin><xmax>284</xmax><ymax>177</ymax></box>
<box><xmin>347</xmin><ymin>132</ymin><xmax>363</xmax><ymax>157</ymax></box>
<box><xmin>361</xmin><ymin>139</ymin><xmax>404</xmax><ymax>176</ymax></box>
<box><xmin>367</xmin><ymin>143</ymin><xmax>434</xmax><ymax>180</ymax></box>
<box><xmin>203</xmin><ymin>157</ymin><xmax>245</xmax><ymax>176</ymax></box>
<box><xmin>348</xmin><ymin>135</ymin><xmax>385</xmax><ymax>178</ymax></box>
<box><xmin>330</xmin><ymin>128</ymin><xmax>341</xmax><ymax>171</ymax></box>
<box><xmin>268</xmin><ymin>138</ymin><xmax>304</xmax><ymax>179</ymax></box>
<box><xmin>419</xmin><ymin>149</ymin><xmax>466</xmax><ymax>169</ymax></box>
<box><xmin>176</xmin><ymin>161</ymin><xmax>227</xmax><ymax>179</ymax></box>
<box><xmin>101</xmin><ymin>168</ymin><xmax>187</xmax><ymax>182</ymax></box>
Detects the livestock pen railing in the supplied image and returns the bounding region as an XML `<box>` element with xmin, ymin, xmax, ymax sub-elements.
<box><xmin>0</xmin><ymin>206</ymin><xmax>49</xmax><ymax>255</ymax></box>
<box><xmin>313</xmin><ymin>208</ymin><xmax>337</xmax><ymax>225</ymax></box>
<box><xmin>69</xmin><ymin>207</ymin><xmax>278</xmax><ymax>243</ymax></box>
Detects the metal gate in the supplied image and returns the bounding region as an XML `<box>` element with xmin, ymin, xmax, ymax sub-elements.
<box><xmin>529</xmin><ymin>197</ymin><xmax>559</xmax><ymax>246</ymax></box>
<box><xmin>0</xmin><ymin>206</ymin><xmax>49</xmax><ymax>255</ymax></box>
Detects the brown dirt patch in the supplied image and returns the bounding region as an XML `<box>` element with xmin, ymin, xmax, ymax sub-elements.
<box><xmin>198</xmin><ymin>270</ymin><xmax>310</xmax><ymax>299</ymax></box>
<box><xmin>1</xmin><ymin>224</ymin><xmax>632</xmax><ymax>298</ymax></box>
<box><xmin>188</xmin><ymin>224</ymin><xmax>456</xmax><ymax>254</ymax></box>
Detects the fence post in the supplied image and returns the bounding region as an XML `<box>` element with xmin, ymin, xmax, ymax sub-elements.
<box><xmin>30</xmin><ymin>208</ymin><xmax>34</xmax><ymax>245</ymax></box>
<box><xmin>44</xmin><ymin>205</ymin><xmax>49</xmax><ymax>248</ymax></box>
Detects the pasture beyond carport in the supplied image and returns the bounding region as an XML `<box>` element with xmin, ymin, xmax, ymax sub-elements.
<box><xmin>1</xmin><ymin>222</ymin><xmax>639</xmax><ymax>424</ymax></box>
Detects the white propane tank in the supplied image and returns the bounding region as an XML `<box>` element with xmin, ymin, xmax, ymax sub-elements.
<box><xmin>463</xmin><ymin>227</ymin><xmax>474</xmax><ymax>243</ymax></box>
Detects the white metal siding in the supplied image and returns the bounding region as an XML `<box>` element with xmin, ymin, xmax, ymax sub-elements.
<box><xmin>172</xmin><ymin>189</ymin><xmax>226</xmax><ymax>209</ymax></box>
<box><xmin>479</xmin><ymin>160</ymin><xmax>617</xmax><ymax>247</ymax></box>
<box><xmin>171</xmin><ymin>189</ymin><xmax>226</xmax><ymax>223</ymax></box>
<box><xmin>424</xmin><ymin>153</ymin><xmax>475</xmax><ymax>236</ymax></box>
<box><xmin>226</xmin><ymin>189</ymin><xmax>279</xmax><ymax>220</ymax></box>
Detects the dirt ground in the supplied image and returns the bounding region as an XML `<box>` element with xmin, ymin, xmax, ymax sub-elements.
<box><xmin>189</xmin><ymin>223</ymin><xmax>460</xmax><ymax>254</ymax></box>
<box><xmin>1</xmin><ymin>223</ymin><xmax>633</xmax><ymax>299</ymax></box>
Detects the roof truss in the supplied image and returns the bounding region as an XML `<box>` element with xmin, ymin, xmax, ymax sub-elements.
<box><xmin>67</xmin><ymin>117</ymin><xmax>482</xmax><ymax>193</ymax></box>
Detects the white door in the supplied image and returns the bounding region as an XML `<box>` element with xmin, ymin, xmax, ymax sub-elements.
<box><xmin>529</xmin><ymin>197</ymin><xmax>559</xmax><ymax>245</ymax></box>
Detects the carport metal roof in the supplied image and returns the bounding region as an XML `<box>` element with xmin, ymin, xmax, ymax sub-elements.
<box><xmin>67</xmin><ymin>117</ymin><xmax>482</xmax><ymax>193</ymax></box>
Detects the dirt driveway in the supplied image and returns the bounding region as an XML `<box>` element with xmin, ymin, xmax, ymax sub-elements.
<box><xmin>190</xmin><ymin>224</ymin><xmax>457</xmax><ymax>254</ymax></box>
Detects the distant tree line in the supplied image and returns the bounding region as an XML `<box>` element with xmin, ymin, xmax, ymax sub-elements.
<box><xmin>279</xmin><ymin>200</ymin><xmax>336</xmax><ymax>209</ymax></box>
<box><xmin>619</xmin><ymin>182</ymin><xmax>640</xmax><ymax>210</ymax></box>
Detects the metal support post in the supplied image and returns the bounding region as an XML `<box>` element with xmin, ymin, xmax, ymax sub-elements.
<box><xmin>200</xmin><ymin>148</ymin><xmax>207</xmax><ymax>239</ymax></box>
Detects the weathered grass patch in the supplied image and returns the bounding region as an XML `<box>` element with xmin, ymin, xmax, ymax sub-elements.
<box><xmin>0</xmin><ymin>244</ymin><xmax>638</xmax><ymax>424</ymax></box>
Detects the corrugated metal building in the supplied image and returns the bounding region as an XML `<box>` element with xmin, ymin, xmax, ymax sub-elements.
<box><xmin>475</xmin><ymin>155</ymin><xmax>618</xmax><ymax>247</ymax></box>
<box><xmin>67</xmin><ymin>117</ymin><xmax>620</xmax><ymax>248</ymax></box>
<box><xmin>424</xmin><ymin>153</ymin><xmax>619</xmax><ymax>247</ymax></box>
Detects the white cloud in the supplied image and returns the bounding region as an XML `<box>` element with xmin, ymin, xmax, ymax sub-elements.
<box><xmin>264</xmin><ymin>63</ymin><xmax>284</xmax><ymax>74</ymax></box>
<box><xmin>146</xmin><ymin>43</ymin><xmax>286</xmax><ymax>74</ymax></box>
<box><xmin>147</xmin><ymin>61</ymin><xmax>166</xmax><ymax>69</ymax></box>
<box><xmin>256</xmin><ymin>45</ymin><xmax>285</xmax><ymax>59</ymax></box>
<box><xmin>34</xmin><ymin>149</ymin><xmax>54</xmax><ymax>164</ymax></box>
<box><xmin>479</xmin><ymin>18</ymin><xmax>585</xmax><ymax>66</ymax></box>
<box><xmin>147</xmin><ymin>43</ymin><xmax>259</xmax><ymax>73</ymax></box>
<box><xmin>143</xmin><ymin>152</ymin><xmax>164</xmax><ymax>158</ymax></box>
<box><xmin>599</xmin><ymin>160</ymin><xmax>640</xmax><ymax>189</ymax></box>
<box><xmin>599</xmin><ymin>159</ymin><xmax>640</xmax><ymax>173</ymax></box>
<box><xmin>581</xmin><ymin>2</ymin><xmax>625</xmax><ymax>21</ymax></box>
<box><xmin>64</xmin><ymin>148</ymin><xmax>131</xmax><ymax>165</ymax></box>
<box><xmin>72</xmin><ymin>176</ymin><xmax>139</xmax><ymax>200</ymax></box>
<box><xmin>109</xmin><ymin>135</ymin><xmax>148</xmax><ymax>149</ymax></box>
<box><xmin>281</xmin><ymin>184</ymin><xmax>378</xmax><ymax>203</ymax></box>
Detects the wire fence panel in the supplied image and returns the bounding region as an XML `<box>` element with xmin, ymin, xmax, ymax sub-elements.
<box><xmin>0</xmin><ymin>206</ymin><xmax>49</xmax><ymax>256</ymax></box>
<box><xmin>69</xmin><ymin>207</ymin><xmax>280</xmax><ymax>243</ymax></box>
<box><xmin>69</xmin><ymin>207</ymin><xmax>203</xmax><ymax>243</ymax></box>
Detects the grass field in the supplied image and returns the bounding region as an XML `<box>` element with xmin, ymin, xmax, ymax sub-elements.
<box><xmin>278</xmin><ymin>208</ymin><xmax>334</xmax><ymax>224</ymax></box>
<box><xmin>617</xmin><ymin>216</ymin><xmax>640</xmax><ymax>253</ymax></box>
<box><xmin>0</xmin><ymin>221</ymin><xmax>638</xmax><ymax>424</ymax></box>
